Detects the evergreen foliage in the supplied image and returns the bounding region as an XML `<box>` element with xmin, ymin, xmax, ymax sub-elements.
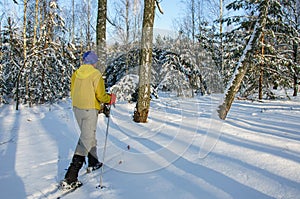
<box><xmin>105</xmin><ymin>43</ymin><xmax>209</xmax><ymax>101</ymax></box>
<box><xmin>0</xmin><ymin>0</ymin><xmax>299</xmax><ymax>106</ymax></box>
<box><xmin>223</xmin><ymin>0</ymin><xmax>300</xmax><ymax>99</ymax></box>
<box><xmin>0</xmin><ymin>1</ymin><xmax>79</xmax><ymax>105</ymax></box>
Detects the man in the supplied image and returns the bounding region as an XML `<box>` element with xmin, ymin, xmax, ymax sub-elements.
<box><xmin>60</xmin><ymin>51</ymin><xmax>116</xmax><ymax>190</ymax></box>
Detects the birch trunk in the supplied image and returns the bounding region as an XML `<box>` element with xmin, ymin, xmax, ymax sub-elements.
<box><xmin>218</xmin><ymin>1</ymin><xmax>270</xmax><ymax>120</ymax></box>
<box><xmin>72</xmin><ymin>0</ymin><xmax>75</xmax><ymax>43</ymax></box>
<box><xmin>220</xmin><ymin>0</ymin><xmax>224</xmax><ymax>76</ymax></box>
<box><xmin>87</xmin><ymin>0</ymin><xmax>91</xmax><ymax>50</ymax></box>
<box><xmin>96</xmin><ymin>0</ymin><xmax>107</xmax><ymax>73</ymax></box>
<box><xmin>16</xmin><ymin>0</ymin><xmax>28</xmax><ymax>110</ymax></box>
<box><xmin>218</xmin><ymin>25</ymin><xmax>258</xmax><ymax>119</ymax></box>
<box><xmin>133</xmin><ymin>0</ymin><xmax>156</xmax><ymax>123</ymax></box>
<box><xmin>33</xmin><ymin>0</ymin><xmax>39</xmax><ymax>47</ymax></box>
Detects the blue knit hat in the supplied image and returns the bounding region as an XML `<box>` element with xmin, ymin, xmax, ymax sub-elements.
<box><xmin>83</xmin><ymin>51</ymin><xmax>99</xmax><ymax>64</ymax></box>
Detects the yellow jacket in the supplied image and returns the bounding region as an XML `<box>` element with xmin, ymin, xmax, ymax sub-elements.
<box><xmin>71</xmin><ymin>64</ymin><xmax>111</xmax><ymax>110</ymax></box>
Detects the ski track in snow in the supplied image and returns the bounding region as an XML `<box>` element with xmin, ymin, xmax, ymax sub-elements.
<box><xmin>0</xmin><ymin>95</ymin><xmax>300</xmax><ymax>199</ymax></box>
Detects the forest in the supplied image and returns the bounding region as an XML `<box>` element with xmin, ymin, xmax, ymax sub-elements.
<box><xmin>0</xmin><ymin>0</ymin><xmax>299</xmax><ymax>120</ymax></box>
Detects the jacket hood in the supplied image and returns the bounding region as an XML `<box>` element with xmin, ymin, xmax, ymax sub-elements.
<box><xmin>75</xmin><ymin>64</ymin><xmax>98</xmax><ymax>79</ymax></box>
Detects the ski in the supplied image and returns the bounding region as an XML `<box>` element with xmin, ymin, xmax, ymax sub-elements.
<box><xmin>48</xmin><ymin>167</ymin><xmax>105</xmax><ymax>199</ymax></box>
<box><xmin>47</xmin><ymin>151</ymin><xmax>123</xmax><ymax>199</ymax></box>
<box><xmin>56</xmin><ymin>183</ymin><xmax>82</xmax><ymax>199</ymax></box>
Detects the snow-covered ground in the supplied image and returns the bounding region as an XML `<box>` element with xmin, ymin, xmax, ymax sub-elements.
<box><xmin>1</xmin><ymin>94</ymin><xmax>300</xmax><ymax>199</ymax></box>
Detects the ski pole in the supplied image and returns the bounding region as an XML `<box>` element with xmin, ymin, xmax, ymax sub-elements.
<box><xmin>99</xmin><ymin>104</ymin><xmax>111</xmax><ymax>189</ymax></box>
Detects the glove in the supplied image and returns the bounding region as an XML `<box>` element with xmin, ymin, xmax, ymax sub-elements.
<box><xmin>109</xmin><ymin>93</ymin><xmax>116</xmax><ymax>105</ymax></box>
<box><xmin>99</xmin><ymin>103</ymin><xmax>110</xmax><ymax>117</ymax></box>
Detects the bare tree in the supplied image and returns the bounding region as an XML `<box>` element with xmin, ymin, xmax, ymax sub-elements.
<box><xmin>108</xmin><ymin>0</ymin><xmax>143</xmax><ymax>44</ymax></box>
<box><xmin>133</xmin><ymin>0</ymin><xmax>156</xmax><ymax>123</ymax></box>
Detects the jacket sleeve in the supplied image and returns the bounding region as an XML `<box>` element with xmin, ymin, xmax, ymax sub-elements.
<box><xmin>95</xmin><ymin>74</ymin><xmax>111</xmax><ymax>103</ymax></box>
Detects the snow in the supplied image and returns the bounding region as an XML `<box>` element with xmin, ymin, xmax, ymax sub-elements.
<box><xmin>1</xmin><ymin>94</ymin><xmax>300</xmax><ymax>199</ymax></box>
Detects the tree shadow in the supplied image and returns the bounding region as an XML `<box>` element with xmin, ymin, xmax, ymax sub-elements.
<box><xmin>40</xmin><ymin>104</ymin><xmax>78</xmax><ymax>182</ymax></box>
<box><xmin>102</xmin><ymin>118</ymin><xmax>279</xmax><ymax>198</ymax></box>
<box><xmin>0</xmin><ymin>108</ymin><xmax>26</xmax><ymax>198</ymax></box>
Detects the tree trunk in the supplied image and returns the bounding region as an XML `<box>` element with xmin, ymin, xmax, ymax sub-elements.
<box><xmin>24</xmin><ymin>0</ymin><xmax>28</xmax><ymax>103</ymax></box>
<box><xmin>125</xmin><ymin>0</ymin><xmax>130</xmax><ymax>74</ymax></box>
<box><xmin>293</xmin><ymin>42</ymin><xmax>298</xmax><ymax>96</ymax></box>
<box><xmin>133</xmin><ymin>0</ymin><xmax>156</xmax><ymax>123</ymax></box>
<box><xmin>16</xmin><ymin>0</ymin><xmax>28</xmax><ymax>110</ymax></box>
<box><xmin>33</xmin><ymin>0</ymin><xmax>39</xmax><ymax>47</ymax></box>
<box><xmin>293</xmin><ymin>74</ymin><xmax>298</xmax><ymax>96</ymax></box>
<box><xmin>218</xmin><ymin>61</ymin><xmax>250</xmax><ymax>120</ymax></box>
<box><xmin>218</xmin><ymin>1</ymin><xmax>269</xmax><ymax>120</ymax></box>
<box><xmin>191</xmin><ymin>0</ymin><xmax>195</xmax><ymax>43</ymax></box>
<box><xmin>40</xmin><ymin>0</ymin><xmax>52</xmax><ymax>104</ymax></box>
<box><xmin>72</xmin><ymin>0</ymin><xmax>75</xmax><ymax>43</ymax></box>
<box><xmin>220</xmin><ymin>0</ymin><xmax>224</xmax><ymax>77</ymax></box>
<box><xmin>28</xmin><ymin>0</ymin><xmax>39</xmax><ymax>107</ymax></box>
<box><xmin>133</xmin><ymin>0</ymin><xmax>142</xmax><ymax>41</ymax></box>
<box><xmin>125</xmin><ymin>0</ymin><xmax>130</xmax><ymax>44</ymax></box>
<box><xmin>96</xmin><ymin>0</ymin><xmax>107</xmax><ymax>74</ymax></box>
<box><xmin>218</xmin><ymin>23</ymin><xmax>259</xmax><ymax>120</ymax></box>
<box><xmin>87</xmin><ymin>0</ymin><xmax>91</xmax><ymax>50</ymax></box>
<box><xmin>259</xmin><ymin>33</ymin><xmax>265</xmax><ymax>100</ymax></box>
<box><xmin>258</xmin><ymin>67</ymin><xmax>263</xmax><ymax>99</ymax></box>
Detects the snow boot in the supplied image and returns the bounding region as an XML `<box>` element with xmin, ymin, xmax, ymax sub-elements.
<box><xmin>63</xmin><ymin>154</ymin><xmax>85</xmax><ymax>186</ymax></box>
<box><xmin>59</xmin><ymin>179</ymin><xmax>82</xmax><ymax>191</ymax></box>
<box><xmin>87</xmin><ymin>147</ymin><xmax>103</xmax><ymax>173</ymax></box>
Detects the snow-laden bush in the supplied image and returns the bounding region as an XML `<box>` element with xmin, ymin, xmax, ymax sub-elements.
<box><xmin>110</xmin><ymin>74</ymin><xmax>139</xmax><ymax>102</ymax></box>
<box><xmin>158</xmin><ymin>68</ymin><xmax>190</xmax><ymax>96</ymax></box>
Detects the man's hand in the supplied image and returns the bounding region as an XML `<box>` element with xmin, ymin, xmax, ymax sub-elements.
<box><xmin>99</xmin><ymin>104</ymin><xmax>110</xmax><ymax>117</ymax></box>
